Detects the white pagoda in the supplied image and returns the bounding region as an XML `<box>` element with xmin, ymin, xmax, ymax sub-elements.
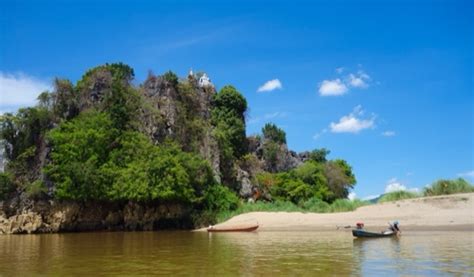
<box><xmin>198</xmin><ymin>73</ymin><xmax>213</xmax><ymax>88</ymax></box>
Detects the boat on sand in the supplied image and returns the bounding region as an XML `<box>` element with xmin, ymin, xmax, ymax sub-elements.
<box><xmin>207</xmin><ymin>224</ymin><xmax>259</xmax><ymax>232</ymax></box>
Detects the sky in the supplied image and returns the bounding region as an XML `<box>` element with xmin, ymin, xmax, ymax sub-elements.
<box><xmin>1</xmin><ymin>0</ymin><xmax>473</xmax><ymax>199</ymax></box>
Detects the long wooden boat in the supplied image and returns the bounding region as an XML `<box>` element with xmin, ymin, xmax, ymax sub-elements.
<box><xmin>352</xmin><ymin>229</ymin><xmax>396</xmax><ymax>238</ymax></box>
<box><xmin>207</xmin><ymin>224</ymin><xmax>259</xmax><ymax>232</ymax></box>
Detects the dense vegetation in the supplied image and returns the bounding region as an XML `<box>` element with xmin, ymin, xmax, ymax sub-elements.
<box><xmin>255</xmin><ymin>148</ymin><xmax>356</xmax><ymax>204</ymax></box>
<box><xmin>45</xmin><ymin>111</ymin><xmax>215</xmax><ymax>202</ymax></box>
<box><xmin>0</xmin><ymin>63</ymin><xmax>362</xmax><ymax>227</ymax></box>
<box><xmin>423</xmin><ymin>178</ymin><xmax>474</xmax><ymax>196</ymax></box>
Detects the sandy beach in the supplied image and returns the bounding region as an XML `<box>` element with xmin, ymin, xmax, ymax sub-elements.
<box><xmin>198</xmin><ymin>193</ymin><xmax>474</xmax><ymax>232</ymax></box>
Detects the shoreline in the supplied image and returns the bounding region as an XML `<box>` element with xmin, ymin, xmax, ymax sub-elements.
<box><xmin>196</xmin><ymin>193</ymin><xmax>474</xmax><ymax>232</ymax></box>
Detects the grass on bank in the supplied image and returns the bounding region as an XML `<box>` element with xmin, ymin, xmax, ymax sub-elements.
<box><xmin>216</xmin><ymin>198</ymin><xmax>369</xmax><ymax>223</ymax></box>
<box><xmin>423</xmin><ymin>178</ymin><xmax>474</xmax><ymax>196</ymax></box>
<box><xmin>378</xmin><ymin>190</ymin><xmax>420</xmax><ymax>203</ymax></box>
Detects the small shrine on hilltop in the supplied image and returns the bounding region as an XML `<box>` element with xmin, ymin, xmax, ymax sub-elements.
<box><xmin>188</xmin><ymin>69</ymin><xmax>213</xmax><ymax>88</ymax></box>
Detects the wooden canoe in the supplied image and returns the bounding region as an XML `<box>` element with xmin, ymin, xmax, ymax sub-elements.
<box><xmin>352</xmin><ymin>229</ymin><xmax>396</xmax><ymax>238</ymax></box>
<box><xmin>207</xmin><ymin>224</ymin><xmax>259</xmax><ymax>232</ymax></box>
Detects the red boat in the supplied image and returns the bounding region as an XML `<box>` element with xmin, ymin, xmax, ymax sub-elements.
<box><xmin>207</xmin><ymin>224</ymin><xmax>259</xmax><ymax>232</ymax></box>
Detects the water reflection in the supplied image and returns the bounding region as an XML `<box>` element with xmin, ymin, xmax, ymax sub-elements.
<box><xmin>208</xmin><ymin>231</ymin><xmax>357</xmax><ymax>275</ymax></box>
<box><xmin>352</xmin><ymin>232</ymin><xmax>474</xmax><ymax>276</ymax></box>
<box><xmin>0</xmin><ymin>231</ymin><xmax>472</xmax><ymax>275</ymax></box>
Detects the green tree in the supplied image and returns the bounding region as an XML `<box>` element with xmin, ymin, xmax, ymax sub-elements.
<box><xmin>323</xmin><ymin>159</ymin><xmax>356</xmax><ymax>201</ymax></box>
<box><xmin>293</xmin><ymin>161</ymin><xmax>331</xmax><ymax>200</ymax></box>
<box><xmin>211</xmin><ymin>85</ymin><xmax>248</xmax><ymax>186</ymax></box>
<box><xmin>45</xmin><ymin>111</ymin><xmax>115</xmax><ymax>200</ymax></box>
<box><xmin>0</xmin><ymin>107</ymin><xmax>52</xmax><ymax>161</ymax></box>
<box><xmin>212</xmin><ymin>85</ymin><xmax>247</xmax><ymax>121</ymax></box>
<box><xmin>163</xmin><ymin>70</ymin><xmax>179</xmax><ymax>86</ymax></box>
<box><xmin>77</xmin><ymin>63</ymin><xmax>134</xmax><ymax>89</ymax></box>
<box><xmin>270</xmin><ymin>173</ymin><xmax>313</xmax><ymax>204</ymax></box>
<box><xmin>51</xmin><ymin>78</ymin><xmax>79</xmax><ymax>120</ymax></box>
<box><xmin>309</xmin><ymin>148</ymin><xmax>330</xmax><ymax>163</ymax></box>
<box><xmin>106</xmin><ymin>138</ymin><xmax>215</xmax><ymax>202</ymax></box>
<box><xmin>262</xmin><ymin>123</ymin><xmax>286</xmax><ymax>144</ymax></box>
<box><xmin>37</xmin><ymin>91</ymin><xmax>52</xmax><ymax>109</ymax></box>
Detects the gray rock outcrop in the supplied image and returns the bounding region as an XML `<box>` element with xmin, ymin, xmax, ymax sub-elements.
<box><xmin>0</xmin><ymin>199</ymin><xmax>190</xmax><ymax>234</ymax></box>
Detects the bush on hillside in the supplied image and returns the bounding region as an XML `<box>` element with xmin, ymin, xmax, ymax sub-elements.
<box><xmin>202</xmin><ymin>185</ymin><xmax>240</xmax><ymax>212</ymax></box>
<box><xmin>423</xmin><ymin>178</ymin><xmax>474</xmax><ymax>196</ymax></box>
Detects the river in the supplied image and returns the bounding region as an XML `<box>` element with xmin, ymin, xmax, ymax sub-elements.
<box><xmin>0</xmin><ymin>231</ymin><xmax>472</xmax><ymax>275</ymax></box>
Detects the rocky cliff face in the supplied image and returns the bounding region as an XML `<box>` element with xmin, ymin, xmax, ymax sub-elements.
<box><xmin>141</xmin><ymin>73</ymin><xmax>221</xmax><ymax>183</ymax></box>
<box><xmin>0</xmin><ymin>197</ymin><xmax>190</xmax><ymax>234</ymax></box>
<box><xmin>235</xmin><ymin>136</ymin><xmax>311</xmax><ymax>200</ymax></box>
<box><xmin>247</xmin><ymin>135</ymin><xmax>309</xmax><ymax>172</ymax></box>
<box><xmin>142</xmin><ymin>74</ymin><xmax>179</xmax><ymax>137</ymax></box>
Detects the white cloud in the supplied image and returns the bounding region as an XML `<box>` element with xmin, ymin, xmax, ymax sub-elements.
<box><xmin>348</xmin><ymin>70</ymin><xmax>370</xmax><ymax>88</ymax></box>
<box><xmin>348</xmin><ymin>192</ymin><xmax>356</xmax><ymax>201</ymax></box>
<box><xmin>330</xmin><ymin>105</ymin><xmax>375</xmax><ymax>133</ymax></box>
<box><xmin>348</xmin><ymin>74</ymin><xmax>367</xmax><ymax>88</ymax></box>
<box><xmin>318</xmin><ymin>79</ymin><xmax>348</xmax><ymax>96</ymax></box>
<box><xmin>382</xmin><ymin>131</ymin><xmax>396</xmax><ymax>137</ymax></box>
<box><xmin>385</xmin><ymin>178</ymin><xmax>407</xmax><ymax>193</ymax></box>
<box><xmin>257</xmin><ymin>79</ymin><xmax>282</xmax><ymax>92</ymax></box>
<box><xmin>0</xmin><ymin>72</ymin><xmax>51</xmax><ymax>113</ymax></box>
<box><xmin>384</xmin><ymin>178</ymin><xmax>419</xmax><ymax>194</ymax></box>
<box><xmin>319</xmin><ymin>68</ymin><xmax>371</xmax><ymax>96</ymax></box>
<box><xmin>458</xmin><ymin>170</ymin><xmax>474</xmax><ymax>179</ymax></box>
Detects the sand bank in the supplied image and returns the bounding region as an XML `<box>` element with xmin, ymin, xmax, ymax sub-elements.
<box><xmin>197</xmin><ymin>193</ymin><xmax>474</xmax><ymax>232</ymax></box>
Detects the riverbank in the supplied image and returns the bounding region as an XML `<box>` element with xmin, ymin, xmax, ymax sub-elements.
<box><xmin>197</xmin><ymin>193</ymin><xmax>474</xmax><ymax>231</ymax></box>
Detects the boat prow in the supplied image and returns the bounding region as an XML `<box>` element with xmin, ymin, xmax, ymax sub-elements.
<box><xmin>207</xmin><ymin>224</ymin><xmax>259</xmax><ymax>233</ymax></box>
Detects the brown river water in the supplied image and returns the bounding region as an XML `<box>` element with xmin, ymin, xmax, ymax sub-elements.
<box><xmin>0</xmin><ymin>231</ymin><xmax>473</xmax><ymax>276</ymax></box>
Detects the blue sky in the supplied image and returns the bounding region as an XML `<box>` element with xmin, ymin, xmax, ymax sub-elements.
<box><xmin>1</xmin><ymin>0</ymin><xmax>472</xmax><ymax>199</ymax></box>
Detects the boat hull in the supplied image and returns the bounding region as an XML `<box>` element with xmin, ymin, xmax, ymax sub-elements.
<box><xmin>207</xmin><ymin>225</ymin><xmax>259</xmax><ymax>232</ymax></box>
<box><xmin>352</xmin><ymin>229</ymin><xmax>395</xmax><ymax>238</ymax></box>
